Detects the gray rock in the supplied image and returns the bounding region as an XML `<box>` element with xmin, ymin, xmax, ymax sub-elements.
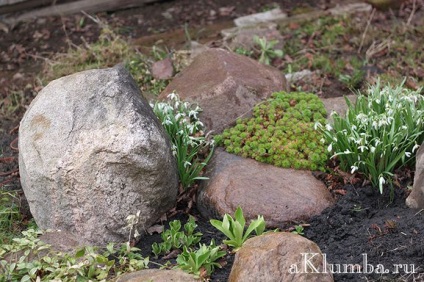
<box><xmin>39</xmin><ymin>230</ymin><xmax>84</xmax><ymax>253</ymax></box>
<box><xmin>225</xmin><ymin>23</ymin><xmax>284</xmax><ymax>52</ymax></box>
<box><xmin>406</xmin><ymin>143</ymin><xmax>424</xmax><ymax>209</ymax></box>
<box><xmin>229</xmin><ymin>232</ymin><xmax>334</xmax><ymax>282</ymax></box>
<box><xmin>234</xmin><ymin>8</ymin><xmax>288</xmax><ymax>27</ymax></box>
<box><xmin>159</xmin><ymin>48</ymin><xmax>287</xmax><ymax>133</ymax></box>
<box><xmin>114</xmin><ymin>269</ymin><xmax>200</xmax><ymax>282</ymax></box>
<box><xmin>19</xmin><ymin>66</ymin><xmax>178</xmax><ymax>246</ymax></box>
<box><xmin>197</xmin><ymin>148</ymin><xmax>334</xmax><ymax>227</ymax></box>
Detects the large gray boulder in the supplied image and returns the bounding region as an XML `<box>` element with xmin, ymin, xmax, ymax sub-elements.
<box><xmin>406</xmin><ymin>143</ymin><xmax>424</xmax><ymax>209</ymax></box>
<box><xmin>159</xmin><ymin>48</ymin><xmax>287</xmax><ymax>133</ymax></box>
<box><xmin>19</xmin><ymin>66</ymin><xmax>178</xmax><ymax>246</ymax></box>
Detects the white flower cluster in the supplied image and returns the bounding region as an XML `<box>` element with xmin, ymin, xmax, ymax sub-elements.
<box><xmin>315</xmin><ymin>81</ymin><xmax>424</xmax><ymax>192</ymax></box>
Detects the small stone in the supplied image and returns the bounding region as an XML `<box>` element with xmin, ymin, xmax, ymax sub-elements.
<box><xmin>234</xmin><ymin>8</ymin><xmax>288</xmax><ymax>27</ymax></box>
<box><xmin>115</xmin><ymin>269</ymin><xmax>200</xmax><ymax>282</ymax></box>
<box><xmin>406</xmin><ymin>143</ymin><xmax>424</xmax><ymax>209</ymax></box>
<box><xmin>151</xmin><ymin>57</ymin><xmax>174</xmax><ymax>80</ymax></box>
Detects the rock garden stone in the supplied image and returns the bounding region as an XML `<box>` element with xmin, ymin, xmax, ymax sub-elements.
<box><xmin>406</xmin><ymin>143</ymin><xmax>424</xmax><ymax>209</ymax></box>
<box><xmin>233</xmin><ymin>8</ymin><xmax>287</xmax><ymax>27</ymax></box>
<box><xmin>151</xmin><ymin>57</ymin><xmax>174</xmax><ymax>80</ymax></box>
<box><xmin>223</xmin><ymin>23</ymin><xmax>284</xmax><ymax>52</ymax></box>
<box><xmin>321</xmin><ymin>95</ymin><xmax>357</xmax><ymax>121</ymax></box>
<box><xmin>229</xmin><ymin>232</ymin><xmax>333</xmax><ymax>282</ymax></box>
<box><xmin>159</xmin><ymin>48</ymin><xmax>287</xmax><ymax>133</ymax></box>
<box><xmin>19</xmin><ymin>66</ymin><xmax>179</xmax><ymax>246</ymax></box>
<box><xmin>114</xmin><ymin>269</ymin><xmax>199</xmax><ymax>282</ymax></box>
<box><xmin>197</xmin><ymin>148</ymin><xmax>334</xmax><ymax>227</ymax></box>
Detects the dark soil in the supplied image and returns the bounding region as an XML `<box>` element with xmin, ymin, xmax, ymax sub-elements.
<box><xmin>305</xmin><ymin>184</ymin><xmax>424</xmax><ymax>281</ymax></box>
<box><xmin>1</xmin><ymin>0</ymin><xmax>424</xmax><ymax>281</ymax></box>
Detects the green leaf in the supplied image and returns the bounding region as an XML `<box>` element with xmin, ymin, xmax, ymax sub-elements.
<box><xmin>234</xmin><ymin>207</ymin><xmax>245</xmax><ymax>229</ymax></box>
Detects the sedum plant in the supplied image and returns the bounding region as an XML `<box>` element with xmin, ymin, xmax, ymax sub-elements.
<box><xmin>216</xmin><ymin>91</ymin><xmax>328</xmax><ymax>171</ymax></box>
<box><xmin>151</xmin><ymin>217</ymin><xmax>202</xmax><ymax>258</ymax></box>
<box><xmin>210</xmin><ymin>206</ymin><xmax>265</xmax><ymax>251</ymax></box>
<box><xmin>316</xmin><ymin>80</ymin><xmax>424</xmax><ymax>193</ymax></box>
<box><xmin>152</xmin><ymin>92</ymin><xmax>214</xmax><ymax>189</ymax></box>
<box><xmin>176</xmin><ymin>240</ymin><xmax>226</xmax><ymax>278</ymax></box>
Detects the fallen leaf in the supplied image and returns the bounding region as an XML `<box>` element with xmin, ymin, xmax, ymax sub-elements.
<box><xmin>147</xmin><ymin>224</ymin><xmax>164</xmax><ymax>235</ymax></box>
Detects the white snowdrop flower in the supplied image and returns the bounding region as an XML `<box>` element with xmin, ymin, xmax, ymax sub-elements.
<box><xmin>184</xmin><ymin>161</ymin><xmax>191</xmax><ymax>168</ymax></box>
<box><xmin>375</xmin><ymin>99</ymin><xmax>381</xmax><ymax>104</ymax></box>
<box><xmin>405</xmin><ymin>152</ymin><xmax>411</xmax><ymax>158</ymax></box>
<box><xmin>325</xmin><ymin>124</ymin><xmax>333</xmax><ymax>131</ymax></box>
<box><xmin>356</xmin><ymin>113</ymin><xmax>368</xmax><ymax>124</ymax></box>
<box><xmin>370</xmin><ymin>146</ymin><xmax>376</xmax><ymax>153</ymax></box>
<box><xmin>188</xmin><ymin>110</ymin><xmax>198</xmax><ymax>119</ymax></box>
<box><xmin>195</xmin><ymin>120</ymin><xmax>204</xmax><ymax>128</ymax></box>
<box><xmin>162</xmin><ymin>118</ymin><xmax>173</xmax><ymax>126</ymax></box>
<box><xmin>175</xmin><ymin>112</ymin><xmax>186</xmax><ymax>121</ymax></box>
<box><xmin>167</xmin><ymin>92</ymin><xmax>178</xmax><ymax>100</ymax></box>
<box><xmin>412</xmin><ymin>143</ymin><xmax>420</xmax><ymax>153</ymax></box>
<box><xmin>313</xmin><ymin>122</ymin><xmax>321</xmax><ymax>130</ymax></box>
<box><xmin>344</xmin><ymin>149</ymin><xmax>351</xmax><ymax>154</ymax></box>
<box><xmin>320</xmin><ymin>138</ymin><xmax>325</xmax><ymax>143</ymax></box>
<box><xmin>342</xmin><ymin>129</ymin><xmax>348</xmax><ymax>135</ymax></box>
<box><xmin>379</xmin><ymin>176</ymin><xmax>386</xmax><ymax>187</ymax></box>
<box><xmin>372</xmin><ymin>120</ymin><xmax>378</xmax><ymax>129</ymax></box>
<box><xmin>358</xmin><ymin>145</ymin><xmax>367</xmax><ymax>153</ymax></box>
<box><xmin>327</xmin><ymin>143</ymin><xmax>333</xmax><ymax>152</ymax></box>
<box><xmin>351</xmin><ymin>125</ymin><xmax>357</xmax><ymax>131</ymax></box>
<box><xmin>351</xmin><ymin>165</ymin><xmax>358</xmax><ymax>174</ymax></box>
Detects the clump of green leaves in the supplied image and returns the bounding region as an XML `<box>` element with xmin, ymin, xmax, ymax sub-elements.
<box><xmin>0</xmin><ymin>229</ymin><xmax>148</xmax><ymax>281</ymax></box>
<box><xmin>216</xmin><ymin>91</ymin><xmax>328</xmax><ymax>171</ymax></box>
<box><xmin>152</xmin><ymin>92</ymin><xmax>214</xmax><ymax>189</ymax></box>
<box><xmin>176</xmin><ymin>240</ymin><xmax>226</xmax><ymax>278</ymax></box>
<box><xmin>152</xmin><ymin>217</ymin><xmax>202</xmax><ymax>258</ymax></box>
<box><xmin>210</xmin><ymin>206</ymin><xmax>265</xmax><ymax>251</ymax></box>
<box><xmin>253</xmin><ymin>35</ymin><xmax>284</xmax><ymax>65</ymax></box>
<box><xmin>291</xmin><ymin>225</ymin><xmax>305</xmax><ymax>236</ymax></box>
<box><xmin>316</xmin><ymin>80</ymin><xmax>424</xmax><ymax>193</ymax></box>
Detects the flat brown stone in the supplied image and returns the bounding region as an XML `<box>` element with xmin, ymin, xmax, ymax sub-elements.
<box><xmin>197</xmin><ymin>148</ymin><xmax>335</xmax><ymax>227</ymax></box>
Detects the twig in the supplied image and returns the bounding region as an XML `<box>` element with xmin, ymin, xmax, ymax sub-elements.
<box><xmin>358</xmin><ymin>7</ymin><xmax>376</xmax><ymax>54</ymax></box>
<box><xmin>414</xmin><ymin>209</ymin><xmax>423</xmax><ymax>216</ymax></box>
<box><xmin>406</xmin><ymin>0</ymin><xmax>417</xmax><ymax>26</ymax></box>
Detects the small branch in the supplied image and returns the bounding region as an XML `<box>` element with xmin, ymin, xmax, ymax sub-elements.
<box><xmin>358</xmin><ymin>7</ymin><xmax>376</xmax><ymax>54</ymax></box>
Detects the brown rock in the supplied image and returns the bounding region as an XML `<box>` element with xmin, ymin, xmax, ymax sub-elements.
<box><xmin>159</xmin><ymin>48</ymin><xmax>287</xmax><ymax>133</ymax></box>
<box><xmin>406</xmin><ymin>143</ymin><xmax>424</xmax><ymax>209</ymax></box>
<box><xmin>229</xmin><ymin>232</ymin><xmax>333</xmax><ymax>282</ymax></box>
<box><xmin>321</xmin><ymin>95</ymin><xmax>357</xmax><ymax>122</ymax></box>
<box><xmin>151</xmin><ymin>57</ymin><xmax>174</xmax><ymax>80</ymax></box>
<box><xmin>197</xmin><ymin>148</ymin><xmax>334</xmax><ymax>227</ymax></box>
<box><xmin>115</xmin><ymin>269</ymin><xmax>199</xmax><ymax>282</ymax></box>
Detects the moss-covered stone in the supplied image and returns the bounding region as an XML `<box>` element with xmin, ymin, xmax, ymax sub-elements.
<box><xmin>215</xmin><ymin>91</ymin><xmax>328</xmax><ymax>171</ymax></box>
